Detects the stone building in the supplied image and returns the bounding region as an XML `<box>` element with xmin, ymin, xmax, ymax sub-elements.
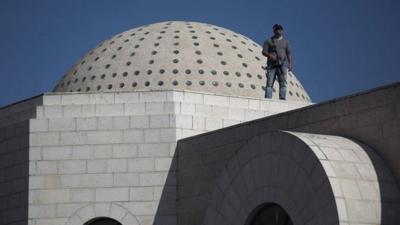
<box><xmin>0</xmin><ymin>21</ymin><xmax>399</xmax><ymax>225</ymax></box>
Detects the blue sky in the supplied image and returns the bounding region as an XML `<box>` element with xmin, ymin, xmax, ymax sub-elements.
<box><xmin>0</xmin><ymin>0</ymin><xmax>399</xmax><ymax>106</ymax></box>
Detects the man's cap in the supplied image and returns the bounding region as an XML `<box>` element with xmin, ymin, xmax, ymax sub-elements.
<box><xmin>273</xmin><ymin>24</ymin><xmax>283</xmax><ymax>31</ymax></box>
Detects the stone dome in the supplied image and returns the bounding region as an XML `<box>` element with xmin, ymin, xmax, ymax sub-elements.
<box><xmin>53</xmin><ymin>21</ymin><xmax>311</xmax><ymax>102</ymax></box>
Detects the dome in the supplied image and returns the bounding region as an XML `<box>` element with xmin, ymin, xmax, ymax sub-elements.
<box><xmin>53</xmin><ymin>21</ymin><xmax>311</xmax><ymax>102</ymax></box>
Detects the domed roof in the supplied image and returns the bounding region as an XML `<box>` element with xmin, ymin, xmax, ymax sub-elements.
<box><xmin>53</xmin><ymin>21</ymin><xmax>311</xmax><ymax>102</ymax></box>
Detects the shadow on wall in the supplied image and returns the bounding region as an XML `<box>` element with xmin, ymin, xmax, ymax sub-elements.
<box><xmin>0</xmin><ymin>121</ymin><xmax>30</xmax><ymax>225</ymax></box>
<box><xmin>152</xmin><ymin>152</ymin><xmax>178</xmax><ymax>225</ymax></box>
<box><xmin>352</xmin><ymin>138</ymin><xmax>400</xmax><ymax>225</ymax></box>
<box><xmin>151</xmin><ymin>135</ymin><xmax>400</xmax><ymax>225</ymax></box>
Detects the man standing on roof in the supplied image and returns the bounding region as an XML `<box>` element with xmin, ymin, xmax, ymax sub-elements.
<box><xmin>262</xmin><ymin>24</ymin><xmax>292</xmax><ymax>100</ymax></box>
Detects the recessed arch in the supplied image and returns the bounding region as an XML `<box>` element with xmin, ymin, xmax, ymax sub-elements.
<box><xmin>84</xmin><ymin>217</ymin><xmax>122</xmax><ymax>225</ymax></box>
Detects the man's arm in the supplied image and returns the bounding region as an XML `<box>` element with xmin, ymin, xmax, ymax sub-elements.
<box><xmin>262</xmin><ymin>39</ymin><xmax>276</xmax><ymax>60</ymax></box>
<box><xmin>286</xmin><ymin>41</ymin><xmax>292</xmax><ymax>71</ymax></box>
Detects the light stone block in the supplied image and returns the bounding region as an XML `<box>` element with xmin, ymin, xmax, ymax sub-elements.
<box><xmin>130</xmin><ymin>187</ymin><xmax>154</xmax><ymax>201</ymax></box>
<box><xmin>150</xmin><ymin>115</ymin><xmax>170</xmax><ymax>128</ymax></box>
<box><xmin>113</xmin><ymin>117</ymin><xmax>130</xmax><ymax>130</ymax></box>
<box><xmin>95</xmin><ymin>188</ymin><xmax>129</xmax><ymax>202</ymax></box>
<box><xmin>88</xmin><ymin>93</ymin><xmax>115</xmax><ymax>104</ymax></box>
<box><xmin>139</xmin><ymin>92</ymin><xmax>167</xmax><ymax>103</ymax></box>
<box><xmin>125</xmin><ymin>103</ymin><xmax>146</xmax><ymax>115</ymax></box>
<box><xmin>42</xmin><ymin>95</ymin><xmax>61</xmax><ymax>106</ymax></box>
<box><xmin>29</xmin><ymin>204</ymin><xmax>56</xmax><ymax>218</ymax></box>
<box><xmin>30</xmin><ymin>132</ymin><xmax>59</xmax><ymax>146</ymax></box>
<box><xmin>70</xmin><ymin>189</ymin><xmax>95</xmax><ymax>202</ymax></box>
<box><xmin>167</xmin><ymin>91</ymin><xmax>184</xmax><ymax>102</ymax></box>
<box><xmin>144</xmin><ymin>129</ymin><xmax>161</xmax><ymax>143</ymax></box>
<box><xmin>97</xmin><ymin>117</ymin><xmax>113</xmax><ymax>130</ymax></box>
<box><xmin>229</xmin><ymin>97</ymin><xmax>249</xmax><ymax>108</ymax></box>
<box><xmin>87</xmin><ymin>160</ymin><xmax>107</xmax><ymax>173</ymax></box>
<box><xmin>43</xmin><ymin>106</ymin><xmax>63</xmax><ymax>118</ymax></box>
<box><xmin>36</xmin><ymin>161</ymin><xmax>58</xmax><ymax>175</ymax></box>
<box><xmin>181</xmin><ymin>103</ymin><xmax>195</xmax><ymax>115</ymax></box>
<box><xmin>203</xmin><ymin>95</ymin><xmax>229</xmax><ymax>106</ymax></box>
<box><xmin>87</xmin><ymin>131</ymin><xmax>123</xmax><ymax>144</ymax></box>
<box><xmin>107</xmin><ymin>159</ymin><xmax>127</xmax><ymax>172</ymax></box>
<box><xmin>113</xmin><ymin>144</ymin><xmax>138</xmax><ymax>158</ymax></box>
<box><xmin>164</xmin><ymin>102</ymin><xmax>180</xmax><ymax>114</ymax></box>
<box><xmin>42</xmin><ymin>146</ymin><xmax>72</xmax><ymax>160</ymax></box>
<box><xmin>212</xmin><ymin>106</ymin><xmax>229</xmax><ymax>118</ymax></box>
<box><xmin>33</xmin><ymin>189</ymin><xmax>69</xmax><ymax>204</ymax></box>
<box><xmin>183</xmin><ymin>92</ymin><xmax>203</xmax><ymax>103</ymax></box>
<box><xmin>61</xmin><ymin>94</ymin><xmax>89</xmax><ymax>105</ymax></box>
<box><xmin>123</xmin><ymin>130</ymin><xmax>144</xmax><ymax>143</ymax></box>
<box><xmin>49</xmin><ymin>118</ymin><xmax>76</xmax><ymax>131</ymax></box>
<box><xmin>128</xmin><ymin>158</ymin><xmax>155</xmax><ymax>172</ymax></box>
<box><xmin>138</xmin><ymin>143</ymin><xmax>170</xmax><ymax>157</ymax></box>
<box><xmin>146</xmin><ymin>102</ymin><xmax>164</xmax><ymax>114</ymax></box>
<box><xmin>130</xmin><ymin>116</ymin><xmax>149</xmax><ymax>128</ymax></box>
<box><xmin>115</xmin><ymin>92</ymin><xmax>139</xmax><ymax>103</ymax></box>
<box><xmin>195</xmin><ymin>104</ymin><xmax>211</xmax><ymax>117</ymax></box>
<box><xmin>63</xmin><ymin>105</ymin><xmax>82</xmax><ymax>117</ymax></box>
<box><xmin>72</xmin><ymin>145</ymin><xmax>94</xmax><ymax>159</ymax></box>
<box><xmin>93</xmin><ymin>145</ymin><xmax>113</xmax><ymax>159</ymax></box>
<box><xmin>96</xmin><ymin>104</ymin><xmax>124</xmax><ymax>116</ymax></box>
<box><xmin>172</xmin><ymin>115</ymin><xmax>192</xmax><ymax>129</ymax></box>
<box><xmin>60</xmin><ymin>132</ymin><xmax>86</xmax><ymax>145</ymax></box>
<box><xmin>155</xmin><ymin>158</ymin><xmax>173</xmax><ymax>171</ymax></box>
<box><xmin>81</xmin><ymin>105</ymin><xmax>95</xmax><ymax>117</ymax></box>
<box><xmin>193</xmin><ymin>117</ymin><xmax>205</xmax><ymax>130</ymax></box>
<box><xmin>160</xmin><ymin>128</ymin><xmax>176</xmax><ymax>142</ymax></box>
<box><xmin>205</xmin><ymin>117</ymin><xmax>223</xmax><ymax>131</ymax></box>
<box><xmin>139</xmin><ymin>172</ymin><xmax>165</xmax><ymax>186</ymax></box>
<box><xmin>30</xmin><ymin>119</ymin><xmax>48</xmax><ymax>132</ymax></box>
<box><xmin>76</xmin><ymin>118</ymin><xmax>97</xmax><ymax>131</ymax></box>
<box><xmin>113</xmin><ymin>173</ymin><xmax>139</xmax><ymax>186</ymax></box>
<box><xmin>58</xmin><ymin>160</ymin><xmax>86</xmax><ymax>174</ymax></box>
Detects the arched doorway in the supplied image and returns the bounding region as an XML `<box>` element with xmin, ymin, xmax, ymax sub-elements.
<box><xmin>84</xmin><ymin>217</ymin><xmax>122</xmax><ymax>225</ymax></box>
<box><xmin>245</xmin><ymin>203</ymin><xmax>293</xmax><ymax>225</ymax></box>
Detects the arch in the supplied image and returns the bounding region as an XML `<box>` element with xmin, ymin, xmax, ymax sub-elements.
<box><xmin>64</xmin><ymin>203</ymin><xmax>140</xmax><ymax>225</ymax></box>
<box><xmin>84</xmin><ymin>217</ymin><xmax>121</xmax><ymax>225</ymax></box>
<box><xmin>202</xmin><ymin>130</ymin><xmax>400</xmax><ymax>225</ymax></box>
<box><xmin>244</xmin><ymin>202</ymin><xmax>293</xmax><ymax>225</ymax></box>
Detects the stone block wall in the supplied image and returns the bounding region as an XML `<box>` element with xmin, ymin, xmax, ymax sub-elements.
<box><xmin>177</xmin><ymin>82</ymin><xmax>400</xmax><ymax>225</ymax></box>
<box><xmin>0</xmin><ymin>90</ymin><xmax>310</xmax><ymax>225</ymax></box>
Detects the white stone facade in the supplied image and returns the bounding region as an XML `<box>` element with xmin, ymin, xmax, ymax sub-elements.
<box><xmin>0</xmin><ymin>90</ymin><xmax>310</xmax><ymax>225</ymax></box>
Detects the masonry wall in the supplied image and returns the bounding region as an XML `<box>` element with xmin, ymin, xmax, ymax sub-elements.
<box><xmin>13</xmin><ymin>90</ymin><xmax>309</xmax><ymax>225</ymax></box>
<box><xmin>0</xmin><ymin>122</ymin><xmax>31</xmax><ymax>225</ymax></box>
<box><xmin>177</xmin><ymin>82</ymin><xmax>400</xmax><ymax>225</ymax></box>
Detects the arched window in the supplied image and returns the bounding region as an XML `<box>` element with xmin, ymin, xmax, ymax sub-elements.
<box><xmin>246</xmin><ymin>203</ymin><xmax>293</xmax><ymax>225</ymax></box>
<box><xmin>84</xmin><ymin>217</ymin><xmax>122</xmax><ymax>225</ymax></box>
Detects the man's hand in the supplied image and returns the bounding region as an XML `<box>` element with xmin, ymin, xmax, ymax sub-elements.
<box><xmin>288</xmin><ymin>64</ymin><xmax>293</xmax><ymax>71</ymax></box>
